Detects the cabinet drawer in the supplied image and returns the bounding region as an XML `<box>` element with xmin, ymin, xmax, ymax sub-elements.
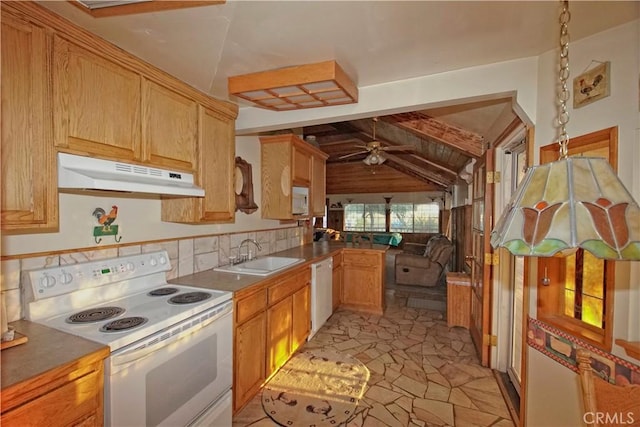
<box><xmin>1</xmin><ymin>369</ymin><xmax>102</xmax><ymax>426</ymax></box>
<box><xmin>268</xmin><ymin>269</ymin><xmax>310</xmax><ymax>305</ymax></box>
<box><xmin>236</xmin><ymin>289</ymin><xmax>267</xmax><ymax>324</ymax></box>
<box><xmin>343</xmin><ymin>253</ymin><xmax>378</xmax><ymax>267</ymax></box>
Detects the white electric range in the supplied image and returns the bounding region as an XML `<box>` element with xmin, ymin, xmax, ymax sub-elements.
<box><xmin>25</xmin><ymin>250</ymin><xmax>233</xmax><ymax>427</ymax></box>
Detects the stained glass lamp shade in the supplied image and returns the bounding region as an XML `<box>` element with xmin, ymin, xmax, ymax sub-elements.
<box><xmin>490</xmin><ymin>157</ymin><xmax>640</xmax><ymax>260</ymax></box>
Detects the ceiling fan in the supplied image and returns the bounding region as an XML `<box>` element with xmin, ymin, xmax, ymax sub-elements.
<box><xmin>338</xmin><ymin>117</ymin><xmax>414</xmax><ymax>165</ymax></box>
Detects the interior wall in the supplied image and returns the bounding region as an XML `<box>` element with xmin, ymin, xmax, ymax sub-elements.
<box><xmin>1</xmin><ymin>136</ymin><xmax>286</xmax><ymax>257</ymax></box>
<box><xmin>234</xmin><ymin>57</ymin><xmax>538</xmax><ymax>135</ymax></box>
<box><xmin>526</xmin><ymin>19</ymin><xmax>640</xmax><ymax>427</ymax></box>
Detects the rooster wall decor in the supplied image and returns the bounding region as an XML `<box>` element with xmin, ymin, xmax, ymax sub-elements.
<box><xmin>92</xmin><ymin>205</ymin><xmax>122</xmax><ymax>244</ymax></box>
<box><xmin>573</xmin><ymin>61</ymin><xmax>610</xmax><ymax>108</ymax></box>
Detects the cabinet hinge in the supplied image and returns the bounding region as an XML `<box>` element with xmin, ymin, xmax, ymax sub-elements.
<box><xmin>486</xmin><ymin>171</ymin><xmax>501</xmax><ymax>184</ymax></box>
<box><xmin>483</xmin><ymin>334</ymin><xmax>498</xmax><ymax>346</ymax></box>
<box><xmin>484</xmin><ymin>253</ymin><xmax>499</xmax><ymax>266</ymax></box>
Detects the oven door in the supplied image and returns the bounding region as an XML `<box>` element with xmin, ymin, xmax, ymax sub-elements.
<box><xmin>106</xmin><ymin>302</ymin><xmax>232</xmax><ymax>427</ymax></box>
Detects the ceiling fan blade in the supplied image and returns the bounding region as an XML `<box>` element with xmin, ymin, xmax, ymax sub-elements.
<box><xmin>338</xmin><ymin>150</ymin><xmax>368</xmax><ymax>159</ymax></box>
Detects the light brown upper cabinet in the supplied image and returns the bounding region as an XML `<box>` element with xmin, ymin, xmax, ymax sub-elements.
<box><xmin>162</xmin><ymin>106</ymin><xmax>236</xmax><ymax>224</ymax></box>
<box><xmin>53</xmin><ymin>36</ymin><xmax>142</xmax><ymax>162</ymax></box>
<box><xmin>311</xmin><ymin>154</ymin><xmax>327</xmax><ymax>217</ymax></box>
<box><xmin>260</xmin><ymin>134</ymin><xmax>328</xmax><ymax>220</ymax></box>
<box><xmin>2</xmin><ymin>1</ymin><xmax>239</xmax><ymax>230</ymax></box>
<box><xmin>1</xmin><ymin>11</ymin><xmax>57</xmax><ymax>233</ymax></box>
<box><xmin>142</xmin><ymin>79</ymin><xmax>198</xmax><ymax>172</ymax></box>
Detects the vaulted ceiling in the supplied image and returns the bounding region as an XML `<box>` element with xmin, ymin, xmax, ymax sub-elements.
<box><xmin>298</xmin><ymin>96</ymin><xmax>522</xmax><ymax>193</ymax></box>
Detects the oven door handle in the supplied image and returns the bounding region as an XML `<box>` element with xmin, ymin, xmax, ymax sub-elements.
<box><xmin>111</xmin><ymin>307</ymin><xmax>231</xmax><ymax>367</ymax></box>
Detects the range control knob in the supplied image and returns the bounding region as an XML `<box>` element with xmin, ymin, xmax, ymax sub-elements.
<box><xmin>149</xmin><ymin>257</ymin><xmax>158</xmax><ymax>267</ymax></box>
<box><xmin>59</xmin><ymin>271</ymin><xmax>73</xmax><ymax>285</ymax></box>
<box><xmin>126</xmin><ymin>262</ymin><xmax>135</xmax><ymax>272</ymax></box>
<box><xmin>159</xmin><ymin>255</ymin><xmax>167</xmax><ymax>265</ymax></box>
<box><xmin>40</xmin><ymin>274</ymin><xmax>56</xmax><ymax>289</ymax></box>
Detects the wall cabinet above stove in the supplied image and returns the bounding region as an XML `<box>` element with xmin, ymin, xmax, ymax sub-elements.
<box><xmin>1</xmin><ymin>1</ymin><xmax>239</xmax><ymax>232</ymax></box>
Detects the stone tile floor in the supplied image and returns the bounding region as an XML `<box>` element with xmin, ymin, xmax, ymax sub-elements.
<box><xmin>233</xmin><ymin>293</ymin><xmax>514</xmax><ymax>426</ymax></box>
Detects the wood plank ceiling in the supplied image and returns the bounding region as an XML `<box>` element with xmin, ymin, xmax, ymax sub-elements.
<box><xmin>299</xmin><ymin>98</ymin><xmax>522</xmax><ymax>195</ymax></box>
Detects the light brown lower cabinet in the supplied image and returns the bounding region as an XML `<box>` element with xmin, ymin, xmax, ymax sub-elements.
<box><xmin>332</xmin><ymin>253</ymin><xmax>343</xmax><ymax>312</ymax></box>
<box><xmin>233</xmin><ymin>248</ymin><xmax>387</xmax><ymax>413</ymax></box>
<box><xmin>233</xmin><ymin>266</ymin><xmax>311</xmax><ymax>413</ymax></box>
<box><xmin>292</xmin><ymin>284</ymin><xmax>311</xmax><ymax>352</ymax></box>
<box><xmin>267</xmin><ymin>296</ymin><xmax>293</xmax><ymax>376</ymax></box>
<box><xmin>341</xmin><ymin>249</ymin><xmax>385</xmax><ymax>315</ymax></box>
<box><xmin>1</xmin><ymin>353</ymin><xmax>107</xmax><ymax>427</ymax></box>
<box><xmin>234</xmin><ymin>310</ymin><xmax>266</xmax><ymax>412</ymax></box>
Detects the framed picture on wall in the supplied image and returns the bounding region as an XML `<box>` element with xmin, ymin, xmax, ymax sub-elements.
<box><xmin>573</xmin><ymin>61</ymin><xmax>610</xmax><ymax>108</ymax></box>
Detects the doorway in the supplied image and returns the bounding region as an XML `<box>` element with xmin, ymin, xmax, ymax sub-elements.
<box><xmin>492</xmin><ymin>126</ymin><xmax>529</xmax><ymax>424</ymax></box>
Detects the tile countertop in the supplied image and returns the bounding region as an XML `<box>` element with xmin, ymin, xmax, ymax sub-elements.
<box><xmin>1</xmin><ymin>320</ymin><xmax>110</xmax><ymax>391</ymax></box>
<box><xmin>169</xmin><ymin>241</ymin><xmax>389</xmax><ymax>294</ymax></box>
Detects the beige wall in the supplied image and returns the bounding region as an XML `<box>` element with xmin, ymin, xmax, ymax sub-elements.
<box><xmin>526</xmin><ymin>19</ymin><xmax>640</xmax><ymax>427</ymax></box>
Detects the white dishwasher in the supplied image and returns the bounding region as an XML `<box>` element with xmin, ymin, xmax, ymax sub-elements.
<box><xmin>309</xmin><ymin>257</ymin><xmax>333</xmax><ymax>339</ymax></box>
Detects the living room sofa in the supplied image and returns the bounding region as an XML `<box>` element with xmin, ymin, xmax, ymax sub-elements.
<box><xmin>394</xmin><ymin>235</ymin><xmax>453</xmax><ymax>287</ymax></box>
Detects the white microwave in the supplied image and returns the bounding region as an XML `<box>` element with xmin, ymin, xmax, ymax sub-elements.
<box><xmin>292</xmin><ymin>187</ymin><xmax>309</xmax><ymax>215</ymax></box>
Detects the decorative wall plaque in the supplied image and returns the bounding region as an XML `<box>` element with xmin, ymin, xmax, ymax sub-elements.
<box><xmin>235</xmin><ymin>157</ymin><xmax>259</xmax><ymax>214</ymax></box>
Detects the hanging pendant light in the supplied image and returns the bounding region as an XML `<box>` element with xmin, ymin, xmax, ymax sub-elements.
<box><xmin>490</xmin><ymin>1</ymin><xmax>640</xmax><ymax>260</ymax></box>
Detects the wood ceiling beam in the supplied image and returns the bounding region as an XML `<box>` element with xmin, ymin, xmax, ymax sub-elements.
<box><xmin>383</xmin><ymin>113</ymin><xmax>484</xmax><ymax>158</ymax></box>
<box><xmin>408</xmin><ymin>154</ymin><xmax>458</xmax><ymax>176</ymax></box>
<box><xmin>384</xmin><ymin>153</ymin><xmax>452</xmax><ymax>187</ymax></box>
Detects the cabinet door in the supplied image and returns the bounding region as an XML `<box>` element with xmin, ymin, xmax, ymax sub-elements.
<box><xmin>332</xmin><ymin>265</ymin><xmax>342</xmax><ymax>312</ymax></box>
<box><xmin>291</xmin><ymin>284</ymin><xmax>310</xmax><ymax>353</ymax></box>
<box><xmin>292</xmin><ymin>145</ymin><xmax>312</xmax><ymax>186</ymax></box>
<box><xmin>267</xmin><ymin>296</ymin><xmax>292</xmax><ymax>377</ymax></box>
<box><xmin>234</xmin><ymin>312</ymin><xmax>266</xmax><ymax>412</ymax></box>
<box><xmin>161</xmin><ymin>105</ymin><xmax>235</xmax><ymax>223</ymax></box>
<box><xmin>1</xmin><ymin>14</ymin><xmax>57</xmax><ymax>232</ymax></box>
<box><xmin>0</xmin><ymin>367</ymin><xmax>103</xmax><ymax>426</ymax></box>
<box><xmin>342</xmin><ymin>252</ymin><xmax>384</xmax><ymax>314</ymax></box>
<box><xmin>53</xmin><ymin>36</ymin><xmax>141</xmax><ymax>161</ymax></box>
<box><xmin>199</xmin><ymin>106</ymin><xmax>235</xmax><ymax>221</ymax></box>
<box><xmin>311</xmin><ymin>154</ymin><xmax>326</xmax><ymax>217</ymax></box>
<box><xmin>142</xmin><ymin>79</ymin><xmax>197</xmax><ymax>172</ymax></box>
<box><xmin>261</xmin><ymin>140</ymin><xmax>293</xmax><ymax>219</ymax></box>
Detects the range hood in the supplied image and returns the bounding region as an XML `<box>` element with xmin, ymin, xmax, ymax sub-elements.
<box><xmin>58</xmin><ymin>153</ymin><xmax>204</xmax><ymax>197</ymax></box>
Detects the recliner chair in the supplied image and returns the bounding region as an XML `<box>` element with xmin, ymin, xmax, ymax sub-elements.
<box><xmin>394</xmin><ymin>235</ymin><xmax>453</xmax><ymax>287</ymax></box>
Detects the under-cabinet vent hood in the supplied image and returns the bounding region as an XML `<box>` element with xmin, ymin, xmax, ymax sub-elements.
<box><xmin>58</xmin><ymin>153</ymin><xmax>204</xmax><ymax>197</ymax></box>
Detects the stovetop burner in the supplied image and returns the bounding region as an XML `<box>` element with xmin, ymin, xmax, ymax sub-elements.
<box><xmin>148</xmin><ymin>287</ymin><xmax>179</xmax><ymax>296</ymax></box>
<box><xmin>67</xmin><ymin>306</ymin><xmax>125</xmax><ymax>324</ymax></box>
<box><xmin>169</xmin><ymin>291</ymin><xmax>212</xmax><ymax>305</ymax></box>
<box><xmin>100</xmin><ymin>316</ymin><xmax>148</xmax><ymax>332</ymax></box>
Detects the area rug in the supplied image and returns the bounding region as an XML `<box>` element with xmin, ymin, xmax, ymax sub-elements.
<box><xmin>261</xmin><ymin>348</ymin><xmax>369</xmax><ymax>426</ymax></box>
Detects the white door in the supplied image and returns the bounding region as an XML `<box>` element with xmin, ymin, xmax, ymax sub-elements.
<box><xmin>493</xmin><ymin>136</ymin><xmax>527</xmax><ymax>393</ymax></box>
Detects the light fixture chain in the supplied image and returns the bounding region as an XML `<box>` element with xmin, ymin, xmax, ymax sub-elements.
<box><xmin>557</xmin><ymin>1</ymin><xmax>571</xmax><ymax>158</ymax></box>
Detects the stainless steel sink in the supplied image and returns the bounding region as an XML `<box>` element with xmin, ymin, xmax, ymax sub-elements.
<box><xmin>213</xmin><ymin>256</ymin><xmax>304</xmax><ymax>276</ymax></box>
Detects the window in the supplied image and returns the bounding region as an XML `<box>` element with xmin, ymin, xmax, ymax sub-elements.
<box><xmin>537</xmin><ymin>127</ymin><xmax>617</xmax><ymax>350</ymax></box>
<box><xmin>390</xmin><ymin>203</ymin><xmax>439</xmax><ymax>233</ymax></box>
<box><xmin>344</xmin><ymin>204</ymin><xmax>386</xmax><ymax>232</ymax></box>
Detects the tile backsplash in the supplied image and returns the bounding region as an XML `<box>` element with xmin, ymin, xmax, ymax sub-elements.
<box><xmin>1</xmin><ymin>226</ymin><xmax>303</xmax><ymax>323</ymax></box>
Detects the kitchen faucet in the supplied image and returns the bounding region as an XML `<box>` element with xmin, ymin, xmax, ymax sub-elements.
<box><xmin>236</xmin><ymin>239</ymin><xmax>262</xmax><ymax>263</ymax></box>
